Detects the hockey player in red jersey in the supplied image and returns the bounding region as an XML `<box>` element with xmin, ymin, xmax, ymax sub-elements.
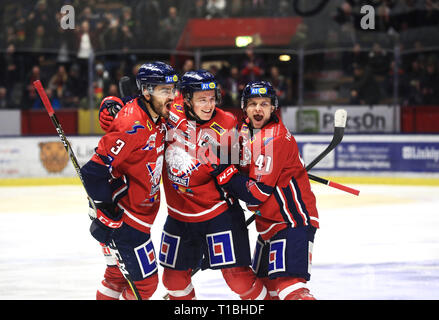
<box><xmin>80</xmin><ymin>61</ymin><xmax>179</xmax><ymax>300</ymax></box>
<box><xmin>207</xmin><ymin>81</ymin><xmax>319</xmax><ymax>300</ymax></box>
<box><xmin>159</xmin><ymin>70</ymin><xmax>269</xmax><ymax>300</ymax></box>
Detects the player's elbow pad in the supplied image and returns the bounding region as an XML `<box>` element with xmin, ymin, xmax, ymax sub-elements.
<box><xmin>80</xmin><ymin>160</ymin><xmax>113</xmax><ymax>203</ymax></box>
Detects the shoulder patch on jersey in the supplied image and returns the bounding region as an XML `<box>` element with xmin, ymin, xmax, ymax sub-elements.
<box><xmin>126</xmin><ymin>121</ymin><xmax>145</xmax><ymax>134</ymax></box>
<box><xmin>174</xmin><ymin>103</ymin><xmax>184</xmax><ymax>113</ymax></box>
<box><xmin>210</xmin><ymin>122</ymin><xmax>225</xmax><ymax>135</ymax></box>
<box><xmin>146</xmin><ymin>120</ymin><xmax>153</xmax><ymax>131</ymax></box>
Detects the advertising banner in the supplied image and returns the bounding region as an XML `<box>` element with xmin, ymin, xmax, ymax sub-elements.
<box><xmin>0</xmin><ymin>136</ymin><xmax>100</xmax><ymax>178</ymax></box>
<box><xmin>281</xmin><ymin>105</ymin><xmax>400</xmax><ymax>133</ymax></box>
<box><xmin>296</xmin><ymin>135</ymin><xmax>439</xmax><ymax>173</ymax></box>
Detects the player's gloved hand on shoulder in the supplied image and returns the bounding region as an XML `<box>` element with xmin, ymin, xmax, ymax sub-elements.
<box><xmin>200</xmin><ymin>144</ymin><xmax>239</xmax><ymax>185</ymax></box>
<box><xmin>99</xmin><ymin>96</ymin><xmax>124</xmax><ymax>132</ymax></box>
<box><xmin>89</xmin><ymin>202</ymin><xmax>124</xmax><ymax>245</ymax></box>
<box><xmin>209</xmin><ymin>163</ymin><xmax>238</xmax><ymax>186</ymax></box>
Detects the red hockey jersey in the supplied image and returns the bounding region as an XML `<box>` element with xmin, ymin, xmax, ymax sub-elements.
<box><xmin>163</xmin><ymin>104</ymin><xmax>238</xmax><ymax>223</ymax></box>
<box><xmin>91</xmin><ymin>97</ymin><xmax>166</xmax><ymax>233</ymax></box>
<box><xmin>238</xmin><ymin>118</ymin><xmax>319</xmax><ymax>240</ymax></box>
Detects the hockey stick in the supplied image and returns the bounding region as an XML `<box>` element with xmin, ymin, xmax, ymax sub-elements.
<box><xmin>163</xmin><ymin>108</ymin><xmax>353</xmax><ymax>299</ymax></box>
<box><xmin>33</xmin><ymin>80</ymin><xmax>142</xmax><ymax>300</ymax></box>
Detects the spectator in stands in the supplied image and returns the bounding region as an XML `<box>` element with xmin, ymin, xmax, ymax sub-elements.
<box><xmin>349</xmin><ymin>63</ymin><xmax>381</xmax><ymax>105</ymax></box>
<box><xmin>190</xmin><ymin>0</ymin><xmax>207</xmax><ymax>18</ymax></box>
<box><xmin>343</xmin><ymin>43</ymin><xmax>369</xmax><ymax>76</ymax></box>
<box><xmin>160</xmin><ymin>6</ymin><xmax>183</xmax><ymax>49</ymax></box>
<box><xmin>0</xmin><ymin>87</ymin><xmax>8</xmax><ymax>109</ymax></box>
<box><xmin>240</xmin><ymin>45</ymin><xmax>264</xmax><ymax>83</ymax></box>
<box><xmin>420</xmin><ymin>59</ymin><xmax>439</xmax><ymax>105</ymax></box>
<box><xmin>222</xmin><ymin>65</ymin><xmax>244</xmax><ymax>108</ymax></box>
<box><xmin>206</xmin><ymin>0</ymin><xmax>227</xmax><ymax>18</ymax></box>
<box><xmin>48</xmin><ymin>65</ymin><xmax>68</xmax><ymax>102</ymax></box>
<box><xmin>406</xmin><ymin>59</ymin><xmax>424</xmax><ymax>105</ymax></box>
<box><xmin>76</xmin><ymin>20</ymin><xmax>96</xmax><ymax>78</ymax></box>
<box><xmin>63</xmin><ymin>64</ymin><xmax>85</xmax><ymax>108</ymax></box>
<box><xmin>23</xmin><ymin>65</ymin><xmax>43</xmax><ymax>108</ymax></box>
<box><xmin>181</xmin><ymin>58</ymin><xmax>195</xmax><ymax>74</ymax></box>
<box><xmin>32</xmin><ymin>87</ymin><xmax>60</xmax><ymax>110</ymax></box>
<box><xmin>268</xmin><ymin>65</ymin><xmax>289</xmax><ymax>104</ymax></box>
<box><xmin>368</xmin><ymin>43</ymin><xmax>391</xmax><ymax>77</ymax></box>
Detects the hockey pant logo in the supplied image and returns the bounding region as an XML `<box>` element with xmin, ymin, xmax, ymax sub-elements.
<box><xmin>207</xmin><ymin>231</ymin><xmax>236</xmax><ymax>267</ymax></box>
<box><xmin>268</xmin><ymin>239</ymin><xmax>286</xmax><ymax>275</ymax></box>
<box><xmin>159</xmin><ymin>231</ymin><xmax>180</xmax><ymax>268</ymax></box>
<box><xmin>134</xmin><ymin>238</ymin><xmax>158</xmax><ymax>278</ymax></box>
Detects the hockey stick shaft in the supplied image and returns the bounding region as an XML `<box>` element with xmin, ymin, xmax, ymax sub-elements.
<box><xmin>33</xmin><ymin>80</ymin><xmax>142</xmax><ymax>300</ymax></box>
<box><xmin>33</xmin><ymin>80</ymin><xmax>97</xmax><ymax>212</ymax></box>
<box><xmin>307</xmin><ymin>173</ymin><xmax>360</xmax><ymax>196</ymax></box>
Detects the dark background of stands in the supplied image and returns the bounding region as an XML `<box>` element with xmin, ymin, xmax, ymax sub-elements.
<box><xmin>0</xmin><ymin>0</ymin><xmax>438</xmax><ymax>113</ymax></box>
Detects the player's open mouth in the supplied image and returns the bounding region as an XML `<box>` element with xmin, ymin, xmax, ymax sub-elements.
<box><xmin>253</xmin><ymin>114</ymin><xmax>263</xmax><ymax>122</ymax></box>
<box><xmin>201</xmin><ymin>109</ymin><xmax>212</xmax><ymax>114</ymax></box>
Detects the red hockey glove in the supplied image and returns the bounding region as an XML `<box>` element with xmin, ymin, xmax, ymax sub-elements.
<box><xmin>99</xmin><ymin>96</ymin><xmax>124</xmax><ymax>132</ymax></box>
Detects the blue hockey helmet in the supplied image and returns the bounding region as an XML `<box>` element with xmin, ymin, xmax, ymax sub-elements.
<box><xmin>241</xmin><ymin>81</ymin><xmax>278</xmax><ymax>110</ymax></box>
<box><xmin>179</xmin><ymin>69</ymin><xmax>221</xmax><ymax>103</ymax></box>
<box><xmin>136</xmin><ymin>61</ymin><xmax>178</xmax><ymax>93</ymax></box>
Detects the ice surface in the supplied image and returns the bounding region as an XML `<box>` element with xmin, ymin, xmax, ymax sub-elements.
<box><xmin>0</xmin><ymin>183</ymin><xmax>438</xmax><ymax>300</ymax></box>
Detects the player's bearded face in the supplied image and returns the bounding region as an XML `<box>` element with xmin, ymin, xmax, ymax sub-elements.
<box><xmin>190</xmin><ymin>90</ymin><xmax>216</xmax><ymax>121</ymax></box>
<box><xmin>146</xmin><ymin>84</ymin><xmax>176</xmax><ymax>119</ymax></box>
<box><xmin>245</xmin><ymin>97</ymin><xmax>274</xmax><ymax>129</ymax></box>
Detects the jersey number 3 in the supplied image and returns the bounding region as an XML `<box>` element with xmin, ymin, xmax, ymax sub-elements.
<box><xmin>110</xmin><ymin>139</ymin><xmax>126</xmax><ymax>155</ymax></box>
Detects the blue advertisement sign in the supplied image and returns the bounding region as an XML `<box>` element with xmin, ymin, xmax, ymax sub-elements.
<box><xmin>296</xmin><ymin>136</ymin><xmax>439</xmax><ymax>173</ymax></box>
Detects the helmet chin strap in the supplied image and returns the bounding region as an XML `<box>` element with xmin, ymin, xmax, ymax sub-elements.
<box><xmin>185</xmin><ymin>98</ymin><xmax>204</xmax><ymax>124</ymax></box>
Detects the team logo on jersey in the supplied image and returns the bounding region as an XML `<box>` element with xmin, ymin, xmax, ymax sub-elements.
<box><xmin>126</xmin><ymin>121</ymin><xmax>145</xmax><ymax>134</ymax></box>
<box><xmin>165</xmin><ymin>145</ymin><xmax>200</xmax><ymax>186</ymax></box>
<box><xmin>142</xmin><ymin>133</ymin><xmax>157</xmax><ymax>151</ymax></box>
<box><xmin>159</xmin><ymin>232</ymin><xmax>180</xmax><ymax>268</ymax></box>
<box><xmin>134</xmin><ymin>239</ymin><xmax>158</xmax><ymax>278</ymax></box>
<box><xmin>174</xmin><ymin>104</ymin><xmax>184</xmax><ymax>113</ymax></box>
<box><xmin>268</xmin><ymin>239</ymin><xmax>286</xmax><ymax>275</ymax></box>
<box><xmin>207</xmin><ymin>231</ymin><xmax>236</xmax><ymax>267</ymax></box>
<box><xmin>210</xmin><ymin>122</ymin><xmax>225</xmax><ymax>136</ymax></box>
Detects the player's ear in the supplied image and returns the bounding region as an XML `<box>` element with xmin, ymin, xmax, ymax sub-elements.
<box><xmin>142</xmin><ymin>88</ymin><xmax>151</xmax><ymax>101</ymax></box>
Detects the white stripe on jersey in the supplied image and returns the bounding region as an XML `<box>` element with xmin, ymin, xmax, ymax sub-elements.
<box><xmin>167</xmin><ymin>200</ymin><xmax>227</xmax><ymax>218</ymax></box>
<box><xmin>289</xmin><ymin>180</ymin><xmax>309</xmax><ymax>225</ymax></box>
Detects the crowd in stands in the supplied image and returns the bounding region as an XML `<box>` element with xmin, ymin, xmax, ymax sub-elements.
<box><xmin>0</xmin><ymin>0</ymin><xmax>438</xmax><ymax>110</ymax></box>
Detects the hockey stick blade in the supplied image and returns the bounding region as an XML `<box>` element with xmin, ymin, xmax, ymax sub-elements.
<box><xmin>119</xmin><ymin>76</ymin><xmax>132</xmax><ymax>97</ymax></box>
<box><xmin>305</xmin><ymin>109</ymin><xmax>346</xmax><ymax>171</ymax></box>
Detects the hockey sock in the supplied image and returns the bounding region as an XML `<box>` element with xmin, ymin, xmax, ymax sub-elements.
<box><xmin>96</xmin><ymin>265</ymin><xmax>128</xmax><ymax>300</ymax></box>
<box><xmin>162</xmin><ymin>269</ymin><xmax>196</xmax><ymax>300</ymax></box>
<box><xmin>221</xmin><ymin>267</ymin><xmax>270</xmax><ymax>300</ymax></box>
